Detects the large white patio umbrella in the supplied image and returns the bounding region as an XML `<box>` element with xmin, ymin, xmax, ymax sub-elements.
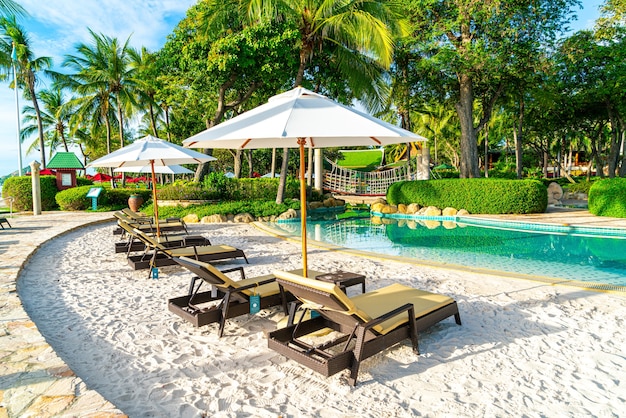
<box><xmin>89</xmin><ymin>135</ymin><xmax>215</xmax><ymax>236</ymax></box>
<box><xmin>183</xmin><ymin>87</ymin><xmax>426</xmax><ymax>275</ymax></box>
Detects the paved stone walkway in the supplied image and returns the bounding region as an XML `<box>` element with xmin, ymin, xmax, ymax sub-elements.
<box><xmin>1</xmin><ymin>207</ymin><xmax>625</xmax><ymax>417</ymax></box>
<box><xmin>0</xmin><ymin>212</ymin><xmax>125</xmax><ymax>418</ymax></box>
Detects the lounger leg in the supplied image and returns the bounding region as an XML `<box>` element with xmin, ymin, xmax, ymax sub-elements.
<box><xmin>454</xmin><ymin>312</ymin><xmax>462</xmax><ymax>325</ymax></box>
<box><xmin>408</xmin><ymin>306</ymin><xmax>419</xmax><ymax>354</ymax></box>
<box><xmin>349</xmin><ymin>326</ymin><xmax>368</xmax><ymax>386</ymax></box>
<box><xmin>218</xmin><ymin>291</ymin><xmax>232</xmax><ymax>338</ymax></box>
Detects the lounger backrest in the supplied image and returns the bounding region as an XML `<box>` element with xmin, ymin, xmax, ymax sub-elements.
<box><xmin>132</xmin><ymin>228</ymin><xmax>165</xmax><ymax>250</ymax></box>
<box><xmin>175</xmin><ymin>256</ymin><xmax>242</xmax><ymax>291</ymax></box>
<box><xmin>122</xmin><ymin>208</ymin><xmax>141</xmax><ymax>219</ymax></box>
<box><xmin>273</xmin><ymin>270</ymin><xmax>371</xmax><ymax>323</ymax></box>
<box><xmin>117</xmin><ymin>220</ymin><xmax>137</xmax><ymax>236</ymax></box>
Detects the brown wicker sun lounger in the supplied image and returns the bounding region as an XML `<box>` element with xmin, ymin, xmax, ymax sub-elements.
<box><xmin>169</xmin><ymin>257</ymin><xmax>323</xmax><ymax>337</ymax></box>
<box><xmin>112</xmin><ymin>211</ymin><xmax>187</xmax><ymax>236</ymax></box>
<box><xmin>268</xmin><ymin>271</ymin><xmax>462</xmax><ymax>386</ymax></box>
<box><xmin>127</xmin><ymin>228</ymin><xmax>248</xmax><ymax>276</ymax></box>
<box><xmin>0</xmin><ymin>217</ymin><xmax>11</xmax><ymax>229</ymax></box>
<box><xmin>115</xmin><ymin>219</ymin><xmax>209</xmax><ymax>254</ymax></box>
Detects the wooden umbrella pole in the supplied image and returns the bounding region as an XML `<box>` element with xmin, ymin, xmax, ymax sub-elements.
<box><xmin>298</xmin><ymin>138</ymin><xmax>308</xmax><ymax>276</ymax></box>
<box><xmin>151</xmin><ymin>160</ymin><xmax>161</xmax><ymax>237</ymax></box>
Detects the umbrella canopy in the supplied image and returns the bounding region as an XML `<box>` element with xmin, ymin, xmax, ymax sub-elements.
<box><xmin>183</xmin><ymin>87</ymin><xmax>426</xmax><ymax>274</ymax></box>
<box><xmin>89</xmin><ymin>135</ymin><xmax>215</xmax><ymax>236</ymax></box>
<box><xmin>114</xmin><ymin>164</ymin><xmax>194</xmax><ymax>175</ymax></box>
<box><xmin>91</xmin><ymin>172</ymin><xmax>113</xmax><ymax>182</ymax></box>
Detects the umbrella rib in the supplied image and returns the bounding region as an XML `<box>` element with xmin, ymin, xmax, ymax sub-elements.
<box><xmin>371</xmin><ymin>137</ymin><xmax>382</xmax><ymax>145</ymax></box>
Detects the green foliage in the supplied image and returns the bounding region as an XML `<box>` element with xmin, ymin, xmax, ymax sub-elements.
<box><xmin>158</xmin><ymin>182</ymin><xmax>210</xmax><ymax>200</ymax></box>
<box><xmin>2</xmin><ymin>175</ymin><xmax>58</xmax><ymax>211</ymax></box>
<box><xmin>588</xmin><ymin>178</ymin><xmax>626</xmax><ymax>218</ymax></box>
<box><xmin>76</xmin><ymin>177</ymin><xmax>94</xmax><ymax>187</ymax></box>
<box><xmin>565</xmin><ymin>180</ymin><xmax>594</xmax><ymax>194</ymax></box>
<box><xmin>141</xmin><ymin>199</ymin><xmax>301</xmax><ymax>219</ymax></box>
<box><xmin>56</xmin><ymin>186</ymin><xmax>152</xmax><ymax>211</ymax></box>
<box><xmin>157</xmin><ymin>177</ymin><xmax>300</xmax><ymax>201</ymax></box>
<box><xmin>55</xmin><ymin>186</ymin><xmax>93</xmax><ymax>210</ymax></box>
<box><xmin>387</xmin><ymin>179</ymin><xmax>548</xmax><ymax>214</ymax></box>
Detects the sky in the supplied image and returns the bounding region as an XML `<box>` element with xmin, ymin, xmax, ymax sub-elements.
<box><xmin>0</xmin><ymin>0</ymin><xmax>605</xmax><ymax>177</ymax></box>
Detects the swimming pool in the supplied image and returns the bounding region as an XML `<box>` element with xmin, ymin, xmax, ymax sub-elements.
<box><xmin>262</xmin><ymin>216</ymin><xmax>626</xmax><ymax>289</ymax></box>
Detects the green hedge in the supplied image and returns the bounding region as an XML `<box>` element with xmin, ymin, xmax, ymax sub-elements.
<box><xmin>588</xmin><ymin>178</ymin><xmax>626</xmax><ymax>218</ymax></box>
<box><xmin>158</xmin><ymin>176</ymin><xmax>301</xmax><ymax>201</ymax></box>
<box><xmin>2</xmin><ymin>175</ymin><xmax>59</xmax><ymax>211</ymax></box>
<box><xmin>387</xmin><ymin>178</ymin><xmax>548</xmax><ymax>214</ymax></box>
<box><xmin>141</xmin><ymin>198</ymin><xmax>301</xmax><ymax>219</ymax></box>
<box><xmin>56</xmin><ymin>186</ymin><xmax>153</xmax><ymax>211</ymax></box>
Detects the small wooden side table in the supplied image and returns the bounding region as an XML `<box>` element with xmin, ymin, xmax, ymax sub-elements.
<box><xmin>315</xmin><ymin>271</ymin><xmax>366</xmax><ymax>294</ymax></box>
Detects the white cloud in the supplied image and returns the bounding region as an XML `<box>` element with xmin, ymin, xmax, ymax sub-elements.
<box><xmin>1</xmin><ymin>0</ymin><xmax>196</xmax><ymax>176</ymax></box>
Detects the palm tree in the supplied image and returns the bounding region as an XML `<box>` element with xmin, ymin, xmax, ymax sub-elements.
<box><xmin>244</xmin><ymin>0</ymin><xmax>407</xmax><ymax>202</ymax></box>
<box><xmin>59</xmin><ymin>30</ymin><xmax>139</xmax><ymax>157</ymax></box>
<box><xmin>0</xmin><ymin>16</ymin><xmax>52</xmax><ymax>167</ymax></box>
<box><xmin>0</xmin><ymin>1</ymin><xmax>25</xmax><ymax>17</ymax></box>
<box><xmin>21</xmin><ymin>88</ymin><xmax>74</xmax><ymax>156</ymax></box>
<box><xmin>131</xmin><ymin>47</ymin><xmax>162</xmax><ymax>137</ymax></box>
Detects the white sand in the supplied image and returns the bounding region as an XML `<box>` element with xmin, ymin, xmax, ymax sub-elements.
<box><xmin>18</xmin><ymin>222</ymin><xmax>626</xmax><ymax>417</ymax></box>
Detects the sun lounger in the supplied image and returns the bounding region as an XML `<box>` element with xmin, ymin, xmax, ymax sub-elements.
<box><xmin>268</xmin><ymin>271</ymin><xmax>462</xmax><ymax>386</ymax></box>
<box><xmin>112</xmin><ymin>211</ymin><xmax>187</xmax><ymax>236</ymax></box>
<box><xmin>122</xmin><ymin>208</ymin><xmax>184</xmax><ymax>225</ymax></box>
<box><xmin>128</xmin><ymin>228</ymin><xmax>248</xmax><ymax>275</ymax></box>
<box><xmin>0</xmin><ymin>217</ymin><xmax>11</xmax><ymax>229</ymax></box>
<box><xmin>115</xmin><ymin>219</ymin><xmax>210</xmax><ymax>254</ymax></box>
<box><xmin>169</xmin><ymin>256</ymin><xmax>323</xmax><ymax>336</ymax></box>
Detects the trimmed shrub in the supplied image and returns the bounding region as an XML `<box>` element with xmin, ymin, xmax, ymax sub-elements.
<box><xmin>141</xmin><ymin>198</ymin><xmax>301</xmax><ymax>219</ymax></box>
<box><xmin>387</xmin><ymin>178</ymin><xmax>547</xmax><ymax>214</ymax></box>
<box><xmin>76</xmin><ymin>177</ymin><xmax>94</xmax><ymax>187</ymax></box>
<box><xmin>55</xmin><ymin>185</ymin><xmax>93</xmax><ymax>210</ymax></box>
<box><xmin>2</xmin><ymin>175</ymin><xmax>59</xmax><ymax>211</ymax></box>
<box><xmin>56</xmin><ymin>186</ymin><xmax>152</xmax><ymax>211</ymax></box>
<box><xmin>588</xmin><ymin>178</ymin><xmax>626</xmax><ymax>218</ymax></box>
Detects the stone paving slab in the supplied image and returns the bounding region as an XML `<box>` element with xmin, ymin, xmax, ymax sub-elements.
<box><xmin>0</xmin><ymin>212</ymin><xmax>126</xmax><ymax>418</ymax></box>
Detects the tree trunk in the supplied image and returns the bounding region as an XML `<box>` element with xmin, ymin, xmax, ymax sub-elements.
<box><xmin>276</xmin><ymin>148</ymin><xmax>289</xmax><ymax>204</ymax></box>
<box><xmin>29</xmin><ymin>80</ymin><xmax>46</xmax><ymax>168</ymax></box>
<box><xmin>515</xmin><ymin>100</ymin><xmax>525</xmax><ymax>179</ymax></box>
<box><xmin>607</xmin><ymin>102</ymin><xmax>620</xmax><ymax>178</ymax></box>
<box><xmin>455</xmin><ymin>73</ymin><xmax>479</xmax><ymax>178</ymax></box>
<box><xmin>234</xmin><ymin>150</ymin><xmax>242</xmax><ymax>178</ymax></box>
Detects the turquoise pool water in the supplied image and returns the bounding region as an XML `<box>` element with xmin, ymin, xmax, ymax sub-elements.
<box><xmin>264</xmin><ymin>216</ymin><xmax>626</xmax><ymax>287</ymax></box>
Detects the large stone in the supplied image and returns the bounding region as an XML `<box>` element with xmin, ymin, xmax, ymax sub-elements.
<box><xmin>371</xmin><ymin>202</ymin><xmax>386</xmax><ymax>213</ymax></box>
<box><xmin>397</xmin><ymin>204</ymin><xmax>408</xmax><ymax>214</ymax></box>
<box><xmin>381</xmin><ymin>205</ymin><xmax>398</xmax><ymax>214</ymax></box>
<box><xmin>423</xmin><ymin>206</ymin><xmax>442</xmax><ymax>216</ymax></box>
<box><xmin>276</xmin><ymin>209</ymin><xmax>298</xmax><ymax>221</ymax></box>
<box><xmin>200</xmin><ymin>214</ymin><xmax>227</xmax><ymax>223</ymax></box>
<box><xmin>457</xmin><ymin>209</ymin><xmax>470</xmax><ymax>216</ymax></box>
<box><xmin>182</xmin><ymin>214</ymin><xmax>199</xmax><ymax>224</ymax></box>
<box><xmin>233</xmin><ymin>213</ymin><xmax>255</xmax><ymax>223</ymax></box>
<box><xmin>442</xmin><ymin>207</ymin><xmax>458</xmax><ymax>216</ymax></box>
<box><xmin>309</xmin><ymin>201</ymin><xmax>324</xmax><ymax>210</ymax></box>
<box><xmin>547</xmin><ymin>182</ymin><xmax>564</xmax><ymax>205</ymax></box>
<box><xmin>406</xmin><ymin>203</ymin><xmax>420</xmax><ymax>214</ymax></box>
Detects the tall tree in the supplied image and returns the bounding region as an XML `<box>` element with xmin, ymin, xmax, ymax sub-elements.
<box><xmin>407</xmin><ymin>0</ymin><xmax>579</xmax><ymax>178</ymax></box>
<box><xmin>0</xmin><ymin>16</ymin><xmax>52</xmax><ymax>167</ymax></box>
<box><xmin>21</xmin><ymin>88</ymin><xmax>74</xmax><ymax>155</ymax></box>
<box><xmin>245</xmin><ymin>0</ymin><xmax>407</xmax><ymax>202</ymax></box>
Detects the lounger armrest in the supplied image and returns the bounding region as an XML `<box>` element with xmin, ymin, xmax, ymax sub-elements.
<box><xmin>225</xmin><ymin>277</ymin><xmax>276</xmax><ymax>294</ymax></box>
<box><xmin>220</xmin><ymin>266</ymin><xmax>246</xmax><ymax>280</ymax></box>
<box><xmin>359</xmin><ymin>303</ymin><xmax>415</xmax><ymax>331</ymax></box>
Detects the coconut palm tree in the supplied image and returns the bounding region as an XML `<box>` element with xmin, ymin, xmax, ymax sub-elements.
<box><xmin>21</xmin><ymin>88</ymin><xmax>74</xmax><ymax>156</ymax></box>
<box><xmin>0</xmin><ymin>1</ymin><xmax>25</xmax><ymax>17</ymax></box>
<box><xmin>244</xmin><ymin>0</ymin><xmax>407</xmax><ymax>202</ymax></box>
<box><xmin>0</xmin><ymin>16</ymin><xmax>52</xmax><ymax>167</ymax></box>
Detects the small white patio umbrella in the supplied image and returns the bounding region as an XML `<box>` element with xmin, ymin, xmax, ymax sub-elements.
<box><xmin>114</xmin><ymin>164</ymin><xmax>194</xmax><ymax>175</ymax></box>
<box><xmin>183</xmin><ymin>87</ymin><xmax>426</xmax><ymax>275</ymax></box>
<box><xmin>89</xmin><ymin>135</ymin><xmax>215</xmax><ymax>236</ymax></box>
